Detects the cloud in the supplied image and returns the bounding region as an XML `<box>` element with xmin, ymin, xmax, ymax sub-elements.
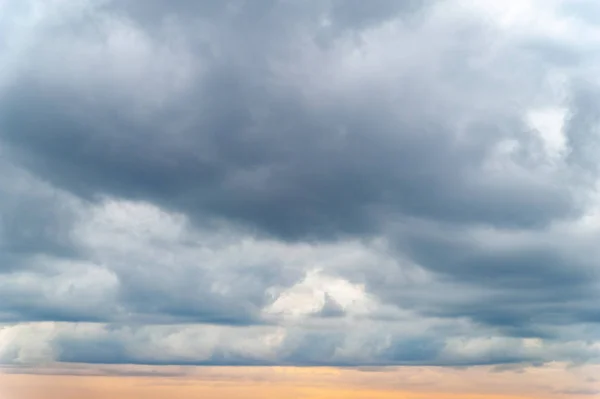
<box><xmin>1</xmin><ymin>320</ymin><xmax>599</xmax><ymax>368</ymax></box>
<box><xmin>557</xmin><ymin>388</ymin><xmax>600</xmax><ymax>396</ymax></box>
<box><xmin>0</xmin><ymin>0</ymin><xmax>584</xmax><ymax>241</ymax></box>
<box><xmin>0</xmin><ymin>0</ymin><xmax>600</xmax><ymax>372</ymax></box>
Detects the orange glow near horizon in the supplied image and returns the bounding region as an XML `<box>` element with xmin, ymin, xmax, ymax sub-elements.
<box><xmin>0</xmin><ymin>363</ymin><xmax>596</xmax><ymax>399</ymax></box>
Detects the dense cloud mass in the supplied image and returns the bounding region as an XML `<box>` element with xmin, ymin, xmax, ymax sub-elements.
<box><xmin>1</xmin><ymin>0</ymin><xmax>600</xmax><ymax>371</ymax></box>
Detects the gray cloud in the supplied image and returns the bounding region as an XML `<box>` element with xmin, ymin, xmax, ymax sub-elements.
<box><xmin>0</xmin><ymin>0</ymin><xmax>582</xmax><ymax>242</ymax></box>
<box><xmin>0</xmin><ymin>151</ymin><xmax>83</xmax><ymax>273</ymax></box>
<box><xmin>0</xmin><ymin>0</ymin><xmax>600</xmax><ymax>371</ymax></box>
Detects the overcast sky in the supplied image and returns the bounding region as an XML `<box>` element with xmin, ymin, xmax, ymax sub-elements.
<box><xmin>1</xmin><ymin>0</ymin><xmax>600</xmax><ymax>398</ymax></box>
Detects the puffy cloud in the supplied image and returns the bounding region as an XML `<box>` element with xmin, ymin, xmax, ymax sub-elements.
<box><xmin>1</xmin><ymin>320</ymin><xmax>600</xmax><ymax>367</ymax></box>
<box><xmin>1</xmin><ymin>0</ymin><xmax>600</xmax><ymax>371</ymax></box>
<box><xmin>0</xmin><ymin>0</ymin><xmax>584</xmax><ymax>240</ymax></box>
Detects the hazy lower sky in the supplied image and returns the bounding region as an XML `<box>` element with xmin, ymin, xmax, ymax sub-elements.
<box><xmin>1</xmin><ymin>0</ymin><xmax>600</xmax><ymax>398</ymax></box>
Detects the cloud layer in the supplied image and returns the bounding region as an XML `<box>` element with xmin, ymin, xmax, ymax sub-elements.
<box><xmin>1</xmin><ymin>0</ymin><xmax>600</xmax><ymax>372</ymax></box>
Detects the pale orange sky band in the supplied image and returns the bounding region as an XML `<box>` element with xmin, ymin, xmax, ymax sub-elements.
<box><xmin>1</xmin><ymin>363</ymin><xmax>597</xmax><ymax>399</ymax></box>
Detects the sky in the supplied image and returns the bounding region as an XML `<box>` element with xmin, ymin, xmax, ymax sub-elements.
<box><xmin>0</xmin><ymin>0</ymin><xmax>600</xmax><ymax>398</ymax></box>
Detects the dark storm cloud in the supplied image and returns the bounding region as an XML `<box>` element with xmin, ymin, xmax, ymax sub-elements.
<box><xmin>0</xmin><ymin>0</ymin><xmax>580</xmax><ymax>241</ymax></box>
<box><xmin>1</xmin><ymin>0</ymin><xmax>600</xmax><ymax>370</ymax></box>
<box><xmin>0</xmin><ymin>194</ymin><xmax>79</xmax><ymax>261</ymax></box>
<box><xmin>399</xmin><ymin>226</ymin><xmax>593</xmax><ymax>292</ymax></box>
<box><xmin>110</xmin><ymin>0</ymin><xmax>433</xmax><ymax>37</ymax></box>
<box><xmin>0</xmin><ymin>155</ymin><xmax>82</xmax><ymax>272</ymax></box>
<box><xmin>56</xmin><ymin>336</ymin><xmax>129</xmax><ymax>365</ymax></box>
<box><xmin>354</xmin><ymin>220</ymin><xmax>600</xmax><ymax>338</ymax></box>
<box><xmin>48</xmin><ymin>323</ymin><xmax>542</xmax><ymax>367</ymax></box>
<box><xmin>113</xmin><ymin>259</ymin><xmax>285</xmax><ymax>326</ymax></box>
